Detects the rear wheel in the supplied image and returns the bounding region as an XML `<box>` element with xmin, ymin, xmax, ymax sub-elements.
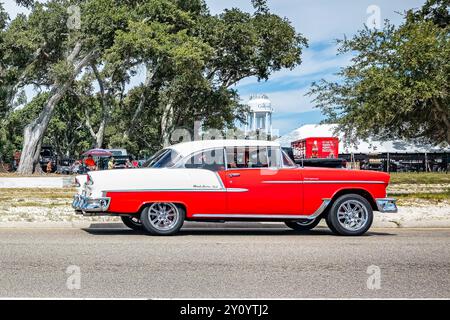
<box><xmin>140</xmin><ymin>202</ymin><xmax>185</xmax><ymax>236</ymax></box>
<box><xmin>285</xmin><ymin>217</ymin><xmax>321</xmax><ymax>231</ymax></box>
<box><xmin>121</xmin><ymin>215</ymin><xmax>143</xmax><ymax>231</ymax></box>
<box><xmin>326</xmin><ymin>194</ymin><xmax>373</xmax><ymax>236</ymax></box>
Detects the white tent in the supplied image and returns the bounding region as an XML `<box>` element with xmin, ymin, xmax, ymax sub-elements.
<box><xmin>276</xmin><ymin>124</ymin><xmax>449</xmax><ymax>154</ymax></box>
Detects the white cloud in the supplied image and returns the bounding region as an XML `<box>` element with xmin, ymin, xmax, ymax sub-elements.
<box><xmin>207</xmin><ymin>0</ymin><xmax>425</xmax><ymax>43</ymax></box>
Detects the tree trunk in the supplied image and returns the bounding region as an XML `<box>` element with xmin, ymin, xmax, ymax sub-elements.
<box><xmin>16</xmin><ymin>88</ymin><xmax>66</xmax><ymax>174</ymax></box>
<box><xmin>432</xmin><ymin>98</ymin><xmax>450</xmax><ymax>144</ymax></box>
<box><xmin>160</xmin><ymin>102</ymin><xmax>174</xmax><ymax>147</ymax></box>
<box><xmin>123</xmin><ymin>63</ymin><xmax>159</xmax><ymax>141</ymax></box>
<box><xmin>95</xmin><ymin>117</ymin><xmax>107</xmax><ymax>148</ymax></box>
<box><xmin>16</xmin><ymin>44</ymin><xmax>95</xmax><ymax>174</ymax></box>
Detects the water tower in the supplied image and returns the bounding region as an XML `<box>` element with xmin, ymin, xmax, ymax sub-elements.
<box><xmin>245</xmin><ymin>94</ymin><xmax>273</xmax><ymax>136</ymax></box>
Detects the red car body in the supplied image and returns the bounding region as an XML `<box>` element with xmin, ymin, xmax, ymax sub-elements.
<box><xmin>73</xmin><ymin>140</ymin><xmax>397</xmax><ymax>236</ymax></box>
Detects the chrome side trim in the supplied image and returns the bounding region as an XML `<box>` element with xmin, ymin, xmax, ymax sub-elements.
<box><xmin>226</xmin><ymin>188</ymin><xmax>248</xmax><ymax>192</ymax></box>
<box><xmin>103</xmin><ymin>188</ymin><xmax>226</xmax><ymax>193</ymax></box>
<box><xmin>263</xmin><ymin>180</ymin><xmax>386</xmax><ymax>184</ymax></box>
<box><xmin>192</xmin><ymin>198</ymin><xmax>331</xmax><ymax>220</ymax></box>
<box><xmin>262</xmin><ymin>180</ymin><xmax>303</xmax><ymax>184</ymax></box>
<box><xmin>303</xmin><ymin>180</ymin><xmax>385</xmax><ymax>184</ymax></box>
<box><xmin>102</xmin><ymin>188</ymin><xmax>248</xmax><ymax>193</ymax></box>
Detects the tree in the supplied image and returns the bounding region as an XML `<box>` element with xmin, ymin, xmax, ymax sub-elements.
<box><xmin>4</xmin><ymin>0</ymin><xmax>306</xmax><ymax>172</ymax></box>
<box><xmin>308</xmin><ymin>0</ymin><xmax>450</xmax><ymax>146</ymax></box>
<box><xmin>110</xmin><ymin>0</ymin><xmax>307</xmax><ymax>147</ymax></box>
<box><xmin>8</xmin><ymin>0</ymin><xmax>132</xmax><ymax>173</ymax></box>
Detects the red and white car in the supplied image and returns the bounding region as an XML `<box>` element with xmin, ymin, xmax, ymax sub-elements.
<box><xmin>73</xmin><ymin>139</ymin><xmax>397</xmax><ymax>236</ymax></box>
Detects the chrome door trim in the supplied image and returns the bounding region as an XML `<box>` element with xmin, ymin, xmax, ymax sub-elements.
<box><xmin>263</xmin><ymin>180</ymin><xmax>385</xmax><ymax>184</ymax></box>
<box><xmin>262</xmin><ymin>180</ymin><xmax>303</xmax><ymax>184</ymax></box>
<box><xmin>226</xmin><ymin>188</ymin><xmax>248</xmax><ymax>192</ymax></box>
<box><xmin>303</xmin><ymin>180</ymin><xmax>385</xmax><ymax>184</ymax></box>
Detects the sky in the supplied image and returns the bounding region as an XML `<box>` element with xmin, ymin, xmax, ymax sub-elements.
<box><xmin>3</xmin><ymin>0</ymin><xmax>426</xmax><ymax>135</ymax></box>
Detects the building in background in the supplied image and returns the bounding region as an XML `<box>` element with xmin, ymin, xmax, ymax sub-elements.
<box><xmin>277</xmin><ymin>124</ymin><xmax>449</xmax><ymax>172</ymax></box>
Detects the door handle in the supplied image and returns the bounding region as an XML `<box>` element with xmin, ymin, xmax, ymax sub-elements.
<box><xmin>228</xmin><ymin>173</ymin><xmax>240</xmax><ymax>178</ymax></box>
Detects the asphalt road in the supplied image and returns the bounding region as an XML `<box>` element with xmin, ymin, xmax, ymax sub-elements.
<box><xmin>0</xmin><ymin>223</ymin><xmax>449</xmax><ymax>298</ymax></box>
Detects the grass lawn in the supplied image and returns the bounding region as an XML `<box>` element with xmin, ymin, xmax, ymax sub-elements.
<box><xmin>389</xmin><ymin>172</ymin><xmax>449</xmax><ymax>184</ymax></box>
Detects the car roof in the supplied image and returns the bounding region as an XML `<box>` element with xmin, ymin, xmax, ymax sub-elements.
<box><xmin>168</xmin><ymin>139</ymin><xmax>280</xmax><ymax>157</ymax></box>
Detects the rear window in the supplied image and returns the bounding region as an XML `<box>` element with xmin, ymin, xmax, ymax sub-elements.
<box><xmin>144</xmin><ymin>149</ymin><xmax>180</xmax><ymax>168</ymax></box>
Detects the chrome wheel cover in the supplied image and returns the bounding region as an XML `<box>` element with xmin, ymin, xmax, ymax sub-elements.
<box><xmin>147</xmin><ymin>203</ymin><xmax>179</xmax><ymax>231</ymax></box>
<box><xmin>337</xmin><ymin>200</ymin><xmax>368</xmax><ymax>231</ymax></box>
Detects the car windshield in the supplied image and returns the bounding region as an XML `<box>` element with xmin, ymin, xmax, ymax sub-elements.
<box><xmin>144</xmin><ymin>149</ymin><xmax>180</xmax><ymax>168</ymax></box>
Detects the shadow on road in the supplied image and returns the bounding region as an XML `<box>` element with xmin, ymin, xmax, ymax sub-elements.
<box><xmin>82</xmin><ymin>224</ymin><xmax>395</xmax><ymax>237</ymax></box>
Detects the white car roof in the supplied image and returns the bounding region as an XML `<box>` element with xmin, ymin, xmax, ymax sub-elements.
<box><xmin>168</xmin><ymin>139</ymin><xmax>281</xmax><ymax>157</ymax></box>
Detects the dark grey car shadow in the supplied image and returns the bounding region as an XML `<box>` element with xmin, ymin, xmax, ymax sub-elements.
<box><xmin>82</xmin><ymin>223</ymin><xmax>395</xmax><ymax>237</ymax></box>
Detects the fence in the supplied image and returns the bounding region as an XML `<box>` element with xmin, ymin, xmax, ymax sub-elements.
<box><xmin>339</xmin><ymin>152</ymin><xmax>449</xmax><ymax>173</ymax></box>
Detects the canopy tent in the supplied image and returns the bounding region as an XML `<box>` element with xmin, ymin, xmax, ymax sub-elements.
<box><xmin>276</xmin><ymin>124</ymin><xmax>449</xmax><ymax>154</ymax></box>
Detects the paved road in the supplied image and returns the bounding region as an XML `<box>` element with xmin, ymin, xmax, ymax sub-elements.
<box><xmin>0</xmin><ymin>223</ymin><xmax>449</xmax><ymax>298</ymax></box>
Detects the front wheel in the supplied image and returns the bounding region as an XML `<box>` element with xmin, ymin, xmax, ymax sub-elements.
<box><xmin>140</xmin><ymin>202</ymin><xmax>185</xmax><ymax>236</ymax></box>
<box><xmin>285</xmin><ymin>217</ymin><xmax>321</xmax><ymax>231</ymax></box>
<box><xmin>326</xmin><ymin>194</ymin><xmax>373</xmax><ymax>236</ymax></box>
<box><xmin>121</xmin><ymin>215</ymin><xmax>143</xmax><ymax>231</ymax></box>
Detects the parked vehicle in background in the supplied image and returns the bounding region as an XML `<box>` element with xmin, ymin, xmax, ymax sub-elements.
<box><xmin>106</xmin><ymin>149</ymin><xmax>130</xmax><ymax>169</ymax></box>
<box><xmin>39</xmin><ymin>146</ymin><xmax>57</xmax><ymax>173</ymax></box>
<box><xmin>73</xmin><ymin>139</ymin><xmax>397</xmax><ymax>237</ymax></box>
<box><xmin>56</xmin><ymin>158</ymin><xmax>75</xmax><ymax>175</ymax></box>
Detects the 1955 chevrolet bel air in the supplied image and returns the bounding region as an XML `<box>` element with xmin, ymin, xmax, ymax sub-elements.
<box><xmin>73</xmin><ymin>139</ymin><xmax>397</xmax><ymax>236</ymax></box>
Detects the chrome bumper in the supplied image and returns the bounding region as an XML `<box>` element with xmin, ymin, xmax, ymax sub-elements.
<box><xmin>375</xmin><ymin>198</ymin><xmax>398</xmax><ymax>213</ymax></box>
<box><xmin>72</xmin><ymin>195</ymin><xmax>111</xmax><ymax>213</ymax></box>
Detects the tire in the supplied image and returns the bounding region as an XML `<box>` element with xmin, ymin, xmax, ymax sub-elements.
<box><xmin>285</xmin><ymin>217</ymin><xmax>321</xmax><ymax>231</ymax></box>
<box><xmin>140</xmin><ymin>202</ymin><xmax>185</xmax><ymax>236</ymax></box>
<box><xmin>326</xmin><ymin>194</ymin><xmax>373</xmax><ymax>236</ymax></box>
<box><xmin>121</xmin><ymin>215</ymin><xmax>143</xmax><ymax>231</ymax></box>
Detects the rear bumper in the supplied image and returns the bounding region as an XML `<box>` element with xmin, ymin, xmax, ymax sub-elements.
<box><xmin>72</xmin><ymin>195</ymin><xmax>111</xmax><ymax>214</ymax></box>
<box><xmin>375</xmin><ymin>198</ymin><xmax>398</xmax><ymax>213</ymax></box>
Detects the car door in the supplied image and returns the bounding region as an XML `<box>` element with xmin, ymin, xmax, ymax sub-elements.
<box><xmin>183</xmin><ymin>148</ymin><xmax>227</xmax><ymax>214</ymax></box>
<box><xmin>218</xmin><ymin>146</ymin><xmax>303</xmax><ymax>215</ymax></box>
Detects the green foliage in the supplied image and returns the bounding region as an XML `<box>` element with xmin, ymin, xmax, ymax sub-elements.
<box><xmin>309</xmin><ymin>0</ymin><xmax>450</xmax><ymax>146</ymax></box>
<box><xmin>2</xmin><ymin>0</ymin><xmax>306</xmax><ymax>162</ymax></box>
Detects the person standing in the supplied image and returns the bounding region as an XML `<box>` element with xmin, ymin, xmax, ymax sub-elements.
<box><xmin>108</xmin><ymin>157</ymin><xmax>115</xmax><ymax>170</ymax></box>
<box><xmin>46</xmin><ymin>161</ymin><xmax>53</xmax><ymax>173</ymax></box>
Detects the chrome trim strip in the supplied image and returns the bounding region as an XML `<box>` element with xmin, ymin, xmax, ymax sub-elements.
<box><xmin>303</xmin><ymin>180</ymin><xmax>385</xmax><ymax>184</ymax></box>
<box><xmin>102</xmin><ymin>188</ymin><xmax>248</xmax><ymax>193</ymax></box>
<box><xmin>103</xmin><ymin>188</ymin><xmax>226</xmax><ymax>193</ymax></box>
<box><xmin>262</xmin><ymin>180</ymin><xmax>303</xmax><ymax>184</ymax></box>
<box><xmin>263</xmin><ymin>180</ymin><xmax>386</xmax><ymax>184</ymax></box>
<box><xmin>226</xmin><ymin>188</ymin><xmax>248</xmax><ymax>192</ymax></box>
<box><xmin>193</xmin><ymin>198</ymin><xmax>331</xmax><ymax>220</ymax></box>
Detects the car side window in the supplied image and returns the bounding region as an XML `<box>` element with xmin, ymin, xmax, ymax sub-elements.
<box><xmin>225</xmin><ymin>146</ymin><xmax>269</xmax><ymax>169</ymax></box>
<box><xmin>184</xmin><ymin>148</ymin><xmax>225</xmax><ymax>171</ymax></box>
<box><xmin>267</xmin><ymin>147</ymin><xmax>281</xmax><ymax>168</ymax></box>
<box><xmin>282</xmin><ymin>149</ymin><xmax>296</xmax><ymax>167</ymax></box>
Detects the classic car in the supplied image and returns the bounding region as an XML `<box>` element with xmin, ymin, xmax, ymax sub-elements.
<box><xmin>73</xmin><ymin>139</ymin><xmax>397</xmax><ymax>236</ymax></box>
